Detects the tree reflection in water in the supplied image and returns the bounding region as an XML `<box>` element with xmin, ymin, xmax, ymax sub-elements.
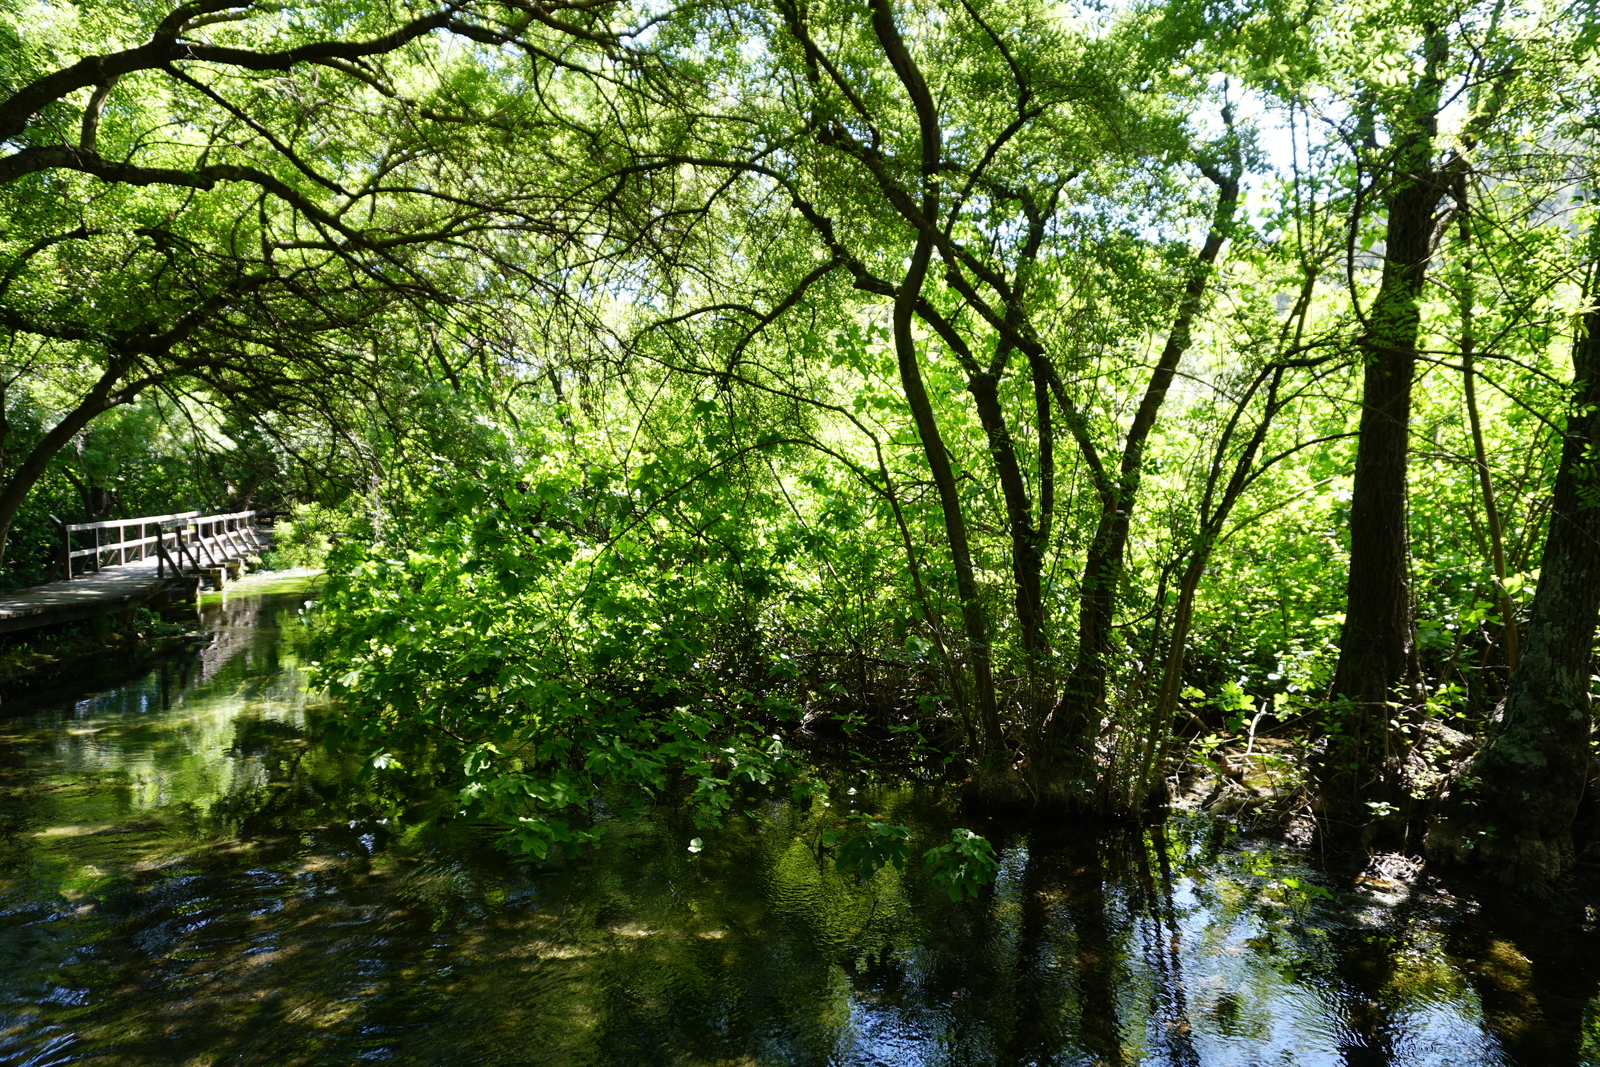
<box><xmin>1</xmin><ymin>581</ymin><xmax>1597</xmax><ymax>1065</ymax></box>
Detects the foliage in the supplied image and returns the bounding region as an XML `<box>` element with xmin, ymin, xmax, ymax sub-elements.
<box><xmin>5</xmin><ymin>0</ymin><xmax>1600</xmax><ymax>889</ymax></box>
<box><xmin>308</xmin><ymin>437</ymin><xmax>799</xmax><ymax>856</ymax></box>
<box><xmin>259</xmin><ymin>502</ymin><xmax>355</xmax><ymax>571</ymax></box>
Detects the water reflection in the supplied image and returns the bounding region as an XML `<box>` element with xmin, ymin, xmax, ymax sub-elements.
<box><xmin>0</xmin><ymin>580</ymin><xmax>1597</xmax><ymax>1065</ymax></box>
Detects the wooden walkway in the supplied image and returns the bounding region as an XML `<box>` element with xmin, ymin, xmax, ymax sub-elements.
<box><xmin>0</xmin><ymin>510</ymin><xmax>268</xmax><ymax>635</ymax></box>
<box><xmin>0</xmin><ymin>557</ymin><xmax>178</xmax><ymax>634</ymax></box>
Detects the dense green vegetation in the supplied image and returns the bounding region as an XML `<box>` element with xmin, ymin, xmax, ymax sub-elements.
<box><xmin>3</xmin><ymin>0</ymin><xmax>1598</xmax><ymax>893</ymax></box>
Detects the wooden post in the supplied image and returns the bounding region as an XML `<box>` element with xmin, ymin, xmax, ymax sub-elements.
<box><xmin>52</xmin><ymin>515</ymin><xmax>70</xmax><ymax>580</ymax></box>
<box><xmin>178</xmin><ymin>523</ymin><xmax>197</xmax><ymax>572</ymax></box>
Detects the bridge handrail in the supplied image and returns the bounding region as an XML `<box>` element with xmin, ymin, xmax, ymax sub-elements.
<box><xmin>55</xmin><ymin>509</ymin><xmax>261</xmax><ymax>580</ymax></box>
<box><xmin>62</xmin><ymin>510</ymin><xmax>200</xmax><ymax>534</ymax></box>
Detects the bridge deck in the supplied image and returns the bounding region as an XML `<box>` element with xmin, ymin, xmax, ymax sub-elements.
<box><xmin>2</xmin><ymin>510</ymin><xmax>270</xmax><ymax>637</ymax></box>
<box><xmin>0</xmin><ymin>558</ymin><xmax>180</xmax><ymax>635</ymax></box>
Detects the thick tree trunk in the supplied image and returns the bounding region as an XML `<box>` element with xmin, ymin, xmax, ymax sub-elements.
<box><xmin>1428</xmin><ymin>308</ymin><xmax>1600</xmax><ymax>888</ymax></box>
<box><xmin>1315</xmin><ymin>39</ymin><xmax>1444</xmax><ymax>850</ymax></box>
<box><xmin>1318</xmin><ymin>291</ymin><xmax>1426</xmax><ymax>838</ymax></box>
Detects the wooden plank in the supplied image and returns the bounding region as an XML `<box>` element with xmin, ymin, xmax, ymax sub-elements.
<box><xmin>64</xmin><ymin>510</ymin><xmax>200</xmax><ymax>534</ymax></box>
<box><xmin>0</xmin><ymin>557</ymin><xmax>176</xmax><ymax>635</ymax></box>
<box><xmin>66</xmin><ymin>531</ymin><xmax>167</xmax><ymax>559</ymax></box>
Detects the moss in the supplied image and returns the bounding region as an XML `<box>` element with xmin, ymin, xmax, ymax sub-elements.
<box><xmin>195</xmin><ymin>567</ymin><xmax>323</xmax><ymax>606</ymax></box>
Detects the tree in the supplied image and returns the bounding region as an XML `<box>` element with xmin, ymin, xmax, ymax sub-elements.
<box><xmin>567</xmin><ymin>0</ymin><xmax>1271</xmax><ymax>805</ymax></box>
<box><xmin>1310</xmin><ymin>18</ymin><xmax>1451</xmax><ymax>848</ymax></box>
<box><xmin>1295</xmin><ymin>0</ymin><xmax>1539</xmax><ymax>850</ymax></box>
<box><xmin>1429</xmin><ymin>297</ymin><xmax>1600</xmax><ymax>886</ymax></box>
<box><xmin>0</xmin><ymin>0</ymin><xmax>630</xmax><ymax>573</ymax></box>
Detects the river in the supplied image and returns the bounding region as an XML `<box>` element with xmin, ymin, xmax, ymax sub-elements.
<box><xmin>1</xmin><ymin>577</ymin><xmax>1596</xmax><ymax>1066</ymax></box>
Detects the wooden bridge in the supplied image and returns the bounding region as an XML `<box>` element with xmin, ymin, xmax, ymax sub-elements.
<box><xmin>0</xmin><ymin>510</ymin><xmax>269</xmax><ymax>635</ymax></box>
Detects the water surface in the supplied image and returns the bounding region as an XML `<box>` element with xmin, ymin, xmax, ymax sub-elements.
<box><xmin>1</xmin><ymin>579</ymin><xmax>1597</xmax><ymax>1066</ymax></box>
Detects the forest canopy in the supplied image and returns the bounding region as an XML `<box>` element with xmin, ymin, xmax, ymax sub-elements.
<box><xmin>2</xmin><ymin>0</ymin><xmax>1598</xmax><ymax>893</ymax></box>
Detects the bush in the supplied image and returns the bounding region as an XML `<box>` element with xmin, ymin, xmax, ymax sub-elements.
<box><xmin>260</xmin><ymin>502</ymin><xmax>348</xmax><ymax>569</ymax></box>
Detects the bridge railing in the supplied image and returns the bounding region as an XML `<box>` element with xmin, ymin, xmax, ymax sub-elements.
<box><xmin>55</xmin><ymin>510</ymin><xmax>261</xmax><ymax>581</ymax></box>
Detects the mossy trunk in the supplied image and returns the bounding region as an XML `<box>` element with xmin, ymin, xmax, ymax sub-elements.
<box><xmin>1313</xmin><ymin>36</ymin><xmax>1444</xmax><ymax>852</ymax></box>
<box><xmin>1052</xmin><ymin>167</ymin><xmax>1238</xmax><ymax>799</ymax></box>
<box><xmin>1428</xmin><ymin>308</ymin><xmax>1600</xmax><ymax>888</ymax></box>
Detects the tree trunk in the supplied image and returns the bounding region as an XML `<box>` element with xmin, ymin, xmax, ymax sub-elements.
<box><xmin>0</xmin><ymin>361</ymin><xmax>126</xmax><ymax>567</ymax></box>
<box><xmin>967</xmin><ymin>370</ymin><xmax>1045</xmax><ymax>658</ymax></box>
<box><xmin>1457</xmin><ymin>189</ymin><xmax>1518</xmax><ymax>670</ymax></box>
<box><xmin>867</xmin><ymin>0</ymin><xmax>1004</xmax><ymax>763</ymax></box>
<box><xmin>1428</xmin><ymin>308</ymin><xmax>1600</xmax><ymax>888</ymax></box>
<box><xmin>1315</xmin><ymin>34</ymin><xmax>1445</xmax><ymax>850</ymax></box>
<box><xmin>893</xmin><ymin>260</ymin><xmax>1004</xmax><ymax>763</ymax></box>
<box><xmin>1138</xmin><ymin>367</ymin><xmax>1288</xmax><ymax>806</ymax></box>
<box><xmin>1051</xmin><ymin>167</ymin><xmax>1238</xmax><ymax>788</ymax></box>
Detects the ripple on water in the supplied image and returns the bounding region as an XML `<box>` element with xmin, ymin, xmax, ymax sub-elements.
<box><xmin>1</xmin><ymin>588</ymin><xmax>1597</xmax><ymax>1065</ymax></box>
